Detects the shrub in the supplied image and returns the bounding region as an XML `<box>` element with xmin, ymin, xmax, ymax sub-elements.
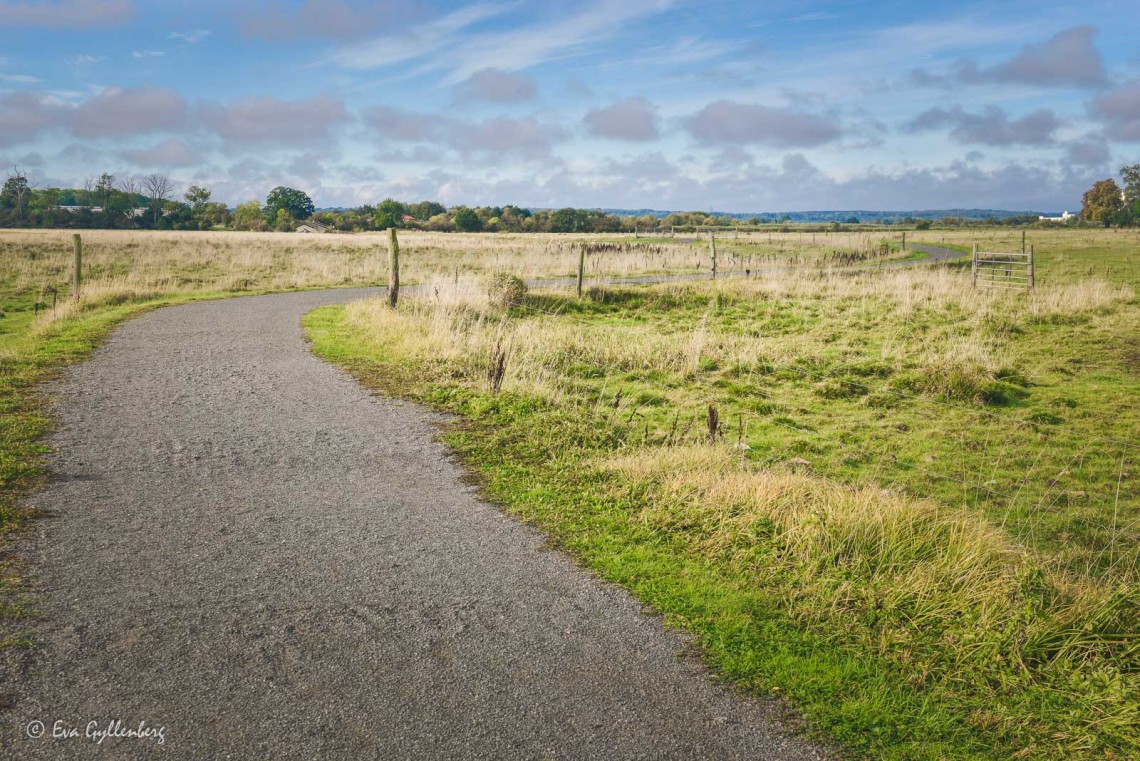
<box><xmin>485</xmin><ymin>272</ymin><xmax>528</xmax><ymax>310</ymax></box>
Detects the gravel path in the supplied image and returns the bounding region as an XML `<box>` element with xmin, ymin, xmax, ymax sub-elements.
<box><xmin>2</xmin><ymin>288</ymin><xmax>828</xmax><ymax>759</ymax></box>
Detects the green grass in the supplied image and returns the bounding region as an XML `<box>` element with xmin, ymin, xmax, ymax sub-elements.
<box><xmin>304</xmin><ymin>258</ymin><xmax>1139</xmax><ymax>759</ymax></box>
<box><xmin>2</xmin><ymin>227</ymin><xmax>1137</xmax><ymax>758</ymax></box>
<box><xmin>305</xmin><ymin>307</ymin><xmax>1001</xmax><ymax>759</ymax></box>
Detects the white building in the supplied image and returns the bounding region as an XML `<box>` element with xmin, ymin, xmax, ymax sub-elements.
<box><xmin>1038</xmin><ymin>211</ymin><xmax>1074</xmax><ymax>222</ymax></box>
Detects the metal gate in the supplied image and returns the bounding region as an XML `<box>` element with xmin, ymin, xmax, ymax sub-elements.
<box><xmin>972</xmin><ymin>244</ymin><xmax>1035</xmax><ymax>291</ymax></box>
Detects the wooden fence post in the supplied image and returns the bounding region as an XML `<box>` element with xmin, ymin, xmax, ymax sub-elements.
<box><xmin>901</xmin><ymin>231</ymin><xmax>906</xmax><ymax>251</ymax></box>
<box><xmin>72</xmin><ymin>233</ymin><xmax>82</xmax><ymax>300</ymax></box>
<box><xmin>577</xmin><ymin>244</ymin><xmax>585</xmax><ymax>299</ymax></box>
<box><xmin>709</xmin><ymin>231</ymin><xmax>717</xmax><ymax>279</ymax></box>
<box><xmin>1028</xmin><ymin>244</ymin><xmax>1035</xmax><ymax>291</ymax></box>
<box><xmin>387</xmin><ymin>227</ymin><xmax>399</xmax><ymax>308</ymax></box>
<box><xmin>971</xmin><ymin>243</ymin><xmax>978</xmax><ymax>288</ymax></box>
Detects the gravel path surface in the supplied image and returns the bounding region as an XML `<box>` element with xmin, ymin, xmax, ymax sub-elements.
<box><xmin>2</xmin><ymin>288</ymin><xmax>828</xmax><ymax>760</ymax></box>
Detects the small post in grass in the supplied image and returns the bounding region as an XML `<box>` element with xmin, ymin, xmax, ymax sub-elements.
<box><xmin>971</xmin><ymin>243</ymin><xmax>978</xmax><ymax>288</ymax></box>
<box><xmin>708</xmin><ymin>231</ymin><xmax>717</xmax><ymax>279</ymax></box>
<box><xmin>576</xmin><ymin>244</ymin><xmax>585</xmax><ymax>299</ymax></box>
<box><xmin>387</xmin><ymin>227</ymin><xmax>400</xmax><ymax>309</ymax></box>
<box><xmin>1028</xmin><ymin>244</ymin><xmax>1035</xmax><ymax>291</ymax></box>
<box><xmin>901</xmin><ymin>231</ymin><xmax>906</xmax><ymax>251</ymax></box>
<box><xmin>72</xmin><ymin>233</ymin><xmax>82</xmax><ymax>300</ymax></box>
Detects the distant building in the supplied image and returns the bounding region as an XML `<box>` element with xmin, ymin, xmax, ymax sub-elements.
<box><xmin>1038</xmin><ymin>211</ymin><xmax>1074</xmax><ymax>222</ymax></box>
<box><xmin>60</xmin><ymin>205</ymin><xmax>153</xmax><ymax>218</ymax></box>
<box><xmin>296</xmin><ymin>221</ymin><xmax>330</xmax><ymax>233</ymax></box>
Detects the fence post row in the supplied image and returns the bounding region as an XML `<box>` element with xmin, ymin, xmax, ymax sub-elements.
<box><xmin>577</xmin><ymin>244</ymin><xmax>585</xmax><ymax>299</ymax></box>
<box><xmin>1028</xmin><ymin>245</ymin><xmax>1035</xmax><ymax>291</ymax></box>
<box><xmin>387</xmin><ymin>227</ymin><xmax>399</xmax><ymax>309</ymax></box>
<box><xmin>709</xmin><ymin>232</ymin><xmax>717</xmax><ymax>279</ymax></box>
<box><xmin>72</xmin><ymin>233</ymin><xmax>82</xmax><ymax>300</ymax></box>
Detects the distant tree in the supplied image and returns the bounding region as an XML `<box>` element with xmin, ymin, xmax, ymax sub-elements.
<box><xmin>184</xmin><ymin>185</ymin><xmax>213</xmax><ymax>229</ymax></box>
<box><xmin>185</xmin><ymin>184</ymin><xmax>210</xmax><ymax>210</ymax></box>
<box><xmin>1081</xmin><ymin>178</ymin><xmax>1124</xmax><ymax>227</ymax></box>
<box><xmin>1121</xmin><ymin>164</ymin><xmax>1140</xmax><ymax>202</ymax></box>
<box><xmin>274</xmin><ymin>208</ymin><xmax>296</xmax><ymax>232</ymax></box>
<box><xmin>141</xmin><ymin>173</ymin><xmax>174</xmax><ymax>227</ymax></box>
<box><xmin>234</xmin><ymin>199</ymin><xmax>265</xmax><ymax>231</ymax></box>
<box><xmin>165</xmin><ymin>201</ymin><xmax>196</xmax><ymax>230</ymax></box>
<box><xmin>201</xmin><ymin>201</ymin><xmax>232</xmax><ymax>228</ymax></box>
<box><xmin>408</xmin><ymin>200</ymin><xmax>445</xmax><ymax>221</ymax></box>
<box><xmin>373</xmin><ymin>198</ymin><xmax>406</xmax><ymax>229</ymax></box>
<box><xmin>265</xmin><ymin>186</ymin><xmax>314</xmax><ymax>221</ymax></box>
<box><xmin>2</xmin><ymin>168</ymin><xmax>34</xmax><ymax>221</ymax></box>
<box><xmin>118</xmin><ymin>176</ymin><xmax>143</xmax><ymax>209</ymax></box>
<box><xmin>95</xmin><ymin>172</ymin><xmax>115</xmax><ymax>210</ymax></box>
<box><xmin>549</xmin><ymin>207</ymin><xmax>580</xmax><ymax>233</ymax></box>
<box><xmin>915</xmin><ymin>219</ymin><xmax>932</xmax><ymax>230</ymax></box>
<box><xmin>1121</xmin><ymin>164</ymin><xmax>1140</xmax><ymax>224</ymax></box>
<box><xmin>453</xmin><ymin>206</ymin><xmax>482</xmax><ymax>232</ymax></box>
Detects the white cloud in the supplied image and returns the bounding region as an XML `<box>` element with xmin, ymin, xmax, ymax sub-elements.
<box><xmin>685</xmin><ymin>100</ymin><xmax>841</xmax><ymax>147</ymax></box>
<box><xmin>455</xmin><ymin>68</ymin><xmax>538</xmax><ymax>103</ymax></box>
<box><xmin>198</xmin><ymin>93</ymin><xmax>350</xmax><ymax>146</ymax></box>
<box><xmin>0</xmin><ymin>72</ymin><xmax>41</xmax><ymax>84</ymax></box>
<box><xmin>169</xmin><ymin>29</ymin><xmax>210</xmax><ymax>44</ymax></box>
<box><xmin>331</xmin><ymin>0</ymin><xmax>676</xmax><ymax>84</ymax></box>
<box><xmin>584</xmin><ymin>98</ymin><xmax>660</xmax><ymax>141</ymax></box>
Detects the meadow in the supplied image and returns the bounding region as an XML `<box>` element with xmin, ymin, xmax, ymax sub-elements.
<box><xmin>2</xmin><ymin>226</ymin><xmax>1137</xmax><ymax>757</ymax></box>
<box><xmin>304</xmin><ymin>228</ymin><xmax>1138</xmax><ymax>759</ymax></box>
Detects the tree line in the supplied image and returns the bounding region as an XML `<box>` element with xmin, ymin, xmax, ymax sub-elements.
<box><xmin>5</xmin><ymin>166</ymin><xmax>1140</xmax><ymax>232</ymax></box>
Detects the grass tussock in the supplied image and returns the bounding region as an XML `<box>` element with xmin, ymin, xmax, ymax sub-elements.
<box><xmin>607</xmin><ymin>447</ymin><xmax>1138</xmax><ymax>753</ymax></box>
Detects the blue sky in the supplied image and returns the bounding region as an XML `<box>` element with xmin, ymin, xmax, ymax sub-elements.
<box><xmin>3</xmin><ymin>0</ymin><xmax>1140</xmax><ymax>212</ymax></box>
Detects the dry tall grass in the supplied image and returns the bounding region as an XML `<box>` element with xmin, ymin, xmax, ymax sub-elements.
<box><xmin>345</xmin><ymin>265</ymin><xmax>1133</xmax><ymax>405</ymax></box>
<box><xmin>338</xmin><ymin>267</ymin><xmax>1139</xmax><ymax>753</ymax></box>
<box><xmin>1</xmin><ymin>228</ymin><xmax>925</xmax><ymax>334</ymax></box>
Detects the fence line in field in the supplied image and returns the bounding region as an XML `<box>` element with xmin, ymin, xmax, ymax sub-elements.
<box><xmin>488</xmin><ymin>294</ymin><xmax>1138</xmax><ymax>547</ymax></box>
<box><xmin>498</xmin><ymin>289</ymin><xmax>1138</xmax><ymax>453</ymax></box>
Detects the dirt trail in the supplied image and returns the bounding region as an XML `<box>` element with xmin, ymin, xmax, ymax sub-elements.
<box><xmin>2</xmin><ymin>287</ymin><xmax>827</xmax><ymax>759</ymax></box>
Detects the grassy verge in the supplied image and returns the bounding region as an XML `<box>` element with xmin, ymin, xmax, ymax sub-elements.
<box><xmin>304</xmin><ymin>269</ymin><xmax>1137</xmax><ymax>759</ymax></box>
<box><xmin>0</xmin><ymin>293</ymin><xmax>206</xmax><ymax>632</ymax></box>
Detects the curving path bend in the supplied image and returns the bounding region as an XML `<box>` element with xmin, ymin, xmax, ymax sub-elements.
<box><xmin>1</xmin><ymin>288</ymin><xmax>828</xmax><ymax>759</ymax></box>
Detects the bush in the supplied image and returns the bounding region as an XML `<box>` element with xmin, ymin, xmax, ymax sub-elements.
<box><xmin>485</xmin><ymin>272</ymin><xmax>528</xmax><ymax>310</ymax></box>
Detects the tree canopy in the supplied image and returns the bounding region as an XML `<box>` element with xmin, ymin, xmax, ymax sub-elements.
<box><xmin>265</xmin><ymin>186</ymin><xmax>314</xmax><ymax>221</ymax></box>
<box><xmin>373</xmin><ymin>198</ymin><xmax>406</xmax><ymax>229</ymax></box>
<box><xmin>1081</xmin><ymin>179</ymin><xmax>1124</xmax><ymax>227</ymax></box>
<box><xmin>453</xmin><ymin>206</ymin><xmax>482</xmax><ymax>231</ymax></box>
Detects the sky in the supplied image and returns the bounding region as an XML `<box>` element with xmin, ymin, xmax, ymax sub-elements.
<box><xmin>2</xmin><ymin>0</ymin><xmax>1140</xmax><ymax>213</ymax></box>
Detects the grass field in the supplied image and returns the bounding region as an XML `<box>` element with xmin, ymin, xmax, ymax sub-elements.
<box><xmin>305</xmin><ymin>230</ymin><xmax>1138</xmax><ymax>759</ymax></box>
<box><xmin>0</xmin><ymin>227</ymin><xmax>910</xmax><ymax>603</ymax></box>
<box><xmin>2</xmin><ymin>226</ymin><xmax>1137</xmax><ymax>757</ymax></box>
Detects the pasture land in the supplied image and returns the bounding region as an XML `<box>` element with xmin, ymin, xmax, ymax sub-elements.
<box><xmin>2</xmin><ymin>226</ymin><xmax>1138</xmax><ymax>757</ymax></box>
<box><xmin>306</xmin><ymin>232</ymin><xmax>1138</xmax><ymax>759</ymax></box>
<box><xmin>0</xmin><ymin>229</ymin><xmax>902</xmax><ymax>585</ymax></box>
